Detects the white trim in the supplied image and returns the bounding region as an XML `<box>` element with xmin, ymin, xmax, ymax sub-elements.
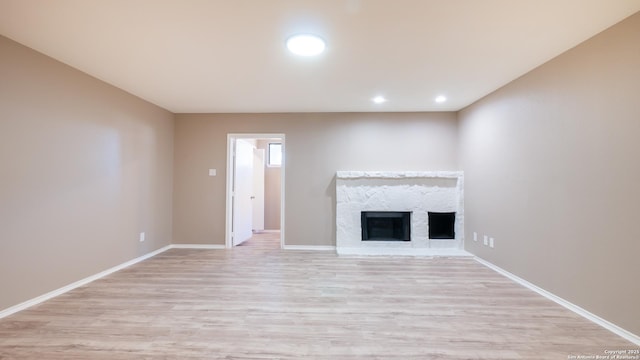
<box><xmin>336</xmin><ymin>170</ymin><xmax>463</xmax><ymax>179</ymax></box>
<box><xmin>170</xmin><ymin>244</ymin><xmax>225</xmax><ymax>249</ymax></box>
<box><xmin>337</xmin><ymin>247</ymin><xmax>472</xmax><ymax>257</ymax></box>
<box><xmin>283</xmin><ymin>245</ymin><xmax>337</xmax><ymax>251</ymax></box>
<box><xmin>0</xmin><ymin>245</ymin><xmax>172</xmax><ymax>320</ymax></box>
<box><xmin>475</xmin><ymin>256</ymin><xmax>640</xmax><ymax>346</ymax></box>
<box><xmin>258</xmin><ymin>230</ymin><xmax>281</xmax><ymax>234</ymax></box>
<box><xmin>279</xmin><ymin>136</ymin><xmax>285</xmax><ymax>250</ymax></box>
<box><xmin>225</xmin><ymin>134</ymin><xmax>235</xmax><ymax>249</ymax></box>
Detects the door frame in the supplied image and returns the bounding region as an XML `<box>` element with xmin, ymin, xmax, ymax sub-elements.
<box><xmin>225</xmin><ymin>133</ymin><xmax>285</xmax><ymax>249</ymax></box>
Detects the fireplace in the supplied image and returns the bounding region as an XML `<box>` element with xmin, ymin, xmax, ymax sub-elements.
<box><xmin>336</xmin><ymin>171</ymin><xmax>466</xmax><ymax>256</ymax></box>
<box><xmin>428</xmin><ymin>212</ymin><xmax>456</xmax><ymax>239</ymax></box>
<box><xmin>361</xmin><ymin>211</ymin><xmax>411</xmax><ymax>241</ymax></box>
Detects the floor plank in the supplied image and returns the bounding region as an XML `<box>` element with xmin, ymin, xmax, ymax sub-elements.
<box><xmin>0</xmin><ymin>233</ymin><xmax>635</xmax><ymax>359</ymax></box>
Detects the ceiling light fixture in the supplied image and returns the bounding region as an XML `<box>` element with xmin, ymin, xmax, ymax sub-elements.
<box><xmin>372</xmin><ymin>96</ymin><xmax>387</xmax><ymax>104</ymax></box>
<box><xmin>435</xmin><ymin>95</ymin><xmax>447</xmax><ymax>103</ymax></box>
<box><xmin>286</xmin><ymin>34</ymin><xmax>326</xmax><ymax>56</ymax></box>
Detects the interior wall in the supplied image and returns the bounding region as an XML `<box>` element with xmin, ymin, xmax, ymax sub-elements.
<box><xmin>173</xmin><ymin>112</ymin><xmax>458</xmax><ymax>246</ymax></box>
<box><xmin>459</xmin><ymin>12</ymin><xmax>640</xmax><ymax>336</ymax></box>
<box><xmin>0</xmin><ymin>35</ymin><xmax>174</xmax><ymax>311</ymax></box>
<box><xmin>257</xmin><ymin>140</ymin><xmax>282</xmax><ymax>230</ymax></box>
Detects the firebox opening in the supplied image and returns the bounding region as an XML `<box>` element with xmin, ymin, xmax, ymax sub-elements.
<box><xmin>361</xmin><ymin>211</ymin><xmax>411</xmax><ymax>241</ymax></box>
<box><xmin>428</xmin><ymin>211</ymin><xmax>455</xmax><ymax>239</ymax></box>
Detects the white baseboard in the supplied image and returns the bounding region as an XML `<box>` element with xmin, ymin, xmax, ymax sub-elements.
<box><xmin>0</xmin><ymin>244</ymin><xmax>172</xmax><ymax>320</ymax></box>
<box><xmin>283</xmin><ymin>245</ymin><xmax>336</xmax><ymax>251</ymax></box>
<box><xmin>474</xmin><ymin>256</ymin><xmax>640</xmax><ymax>346</ymax></box>
<box><xmin>0</xmin><ymin>243</ymin><xmax>230</xmax><ymax>319</ymax></box>
<box><xmin>170</xmin><ymin>244</ymin><xmax>225</xmax><ymax>249</ymax></box>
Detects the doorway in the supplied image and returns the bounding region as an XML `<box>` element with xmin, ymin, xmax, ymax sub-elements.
<box><xmin>225</xmin><ymin>134</ymin><xmax>285</xmax><ymax>249</ymax></box>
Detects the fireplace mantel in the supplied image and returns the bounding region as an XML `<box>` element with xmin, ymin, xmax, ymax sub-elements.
<box><xmin>336</xmin><ymin>171</ymin><xmax>462</xmax><ymax>179</ymax></box>
<box><xmin>335</xmin><ymin>170</ymin><xmax>469</xmax><ymax>256</ymax></box>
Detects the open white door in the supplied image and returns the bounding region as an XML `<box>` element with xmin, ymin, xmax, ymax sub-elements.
<box><xmin>252</xmin><ymin>148</ymin><xmax>265</xmax><ymax>232</ymax></box>
<box><xmin>232</xmin><ymin>139</ymin><xmax>254</xmax><ymax>246</ymax></box>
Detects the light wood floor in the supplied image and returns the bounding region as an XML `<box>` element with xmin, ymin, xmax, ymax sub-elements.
<box><xmin>0</xmin><ymin>232</ymin><xmax>634</xmax><ymax>359</ymax></box>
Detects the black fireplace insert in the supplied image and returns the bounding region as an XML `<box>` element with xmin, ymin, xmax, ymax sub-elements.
<box><xmin>361</xmin><ymin>211</ymin><xmax>411</xmax><ymax>241</ymax></box>
<box><xmin>428</xmin><ymin>211</ymin><xmax>456</xmax><ymax>239</ymax></box>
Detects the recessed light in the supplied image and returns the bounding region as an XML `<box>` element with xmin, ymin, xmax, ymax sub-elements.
<box><xmin>435</xmin><ymin>95</ymin><xmax>447</xmax><ymax>103</ymax></box>
<box><xmin>372</xmin><ymin>96</ymin><xmax>387</xmax><ymax>104</ymax></box>
<box><xmin>286</xmin><ymin>34</ymin><xmax>326</xmax><ymax>56</ymax></box>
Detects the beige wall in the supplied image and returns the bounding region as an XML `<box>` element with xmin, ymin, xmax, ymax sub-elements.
<box><xmin>459</xmin><ymin>13</ymin><xmax>640</xmax><ymax>335</ymax></box>
<box><xmin>257</xmin><ymin>140</ymin><xmax>282</xmax><ymax>230</ymax></box>
<box><xmin>5</xmin><ymin>9</ymin><xmax>637</xmax><ymax>338</ymax></box>
<box><xmin>0</xmin><ymin>36</ymin><xmax>174</xmax><ymax>311</ymax></box>
<box><xmin>173</xmin><ymin>112</ymin><xmax>458</xmax><ymax>246</ymax></box>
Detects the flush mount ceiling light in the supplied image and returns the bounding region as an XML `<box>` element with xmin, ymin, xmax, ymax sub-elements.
<box><xmin>435</xmin><ymin>95</ymin><xmax>447</xmax><ymax>103</ymax></box>
<box><xmin>372</xmin><ymin>96</ymin><xmax>387</xmax><ymax>104</ymax></box>
<box><xmin>286</xmin><ymin>34</ymin><xmax>326</xmax><ymax>56</ymax></box>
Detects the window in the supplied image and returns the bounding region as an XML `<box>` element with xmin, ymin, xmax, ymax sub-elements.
<box><xmin>268</xmin><ymin>143</ymin><xmax>282</xmax><ymax>167</ymax></box>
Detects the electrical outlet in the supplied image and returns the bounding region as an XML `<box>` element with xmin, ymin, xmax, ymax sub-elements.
<box><xmin>139</xmin><ymin>232</ymin><xmax>145</xmax><ymax>242</ymax></box>
<box><xmin>489</xmin><ymin>237</ymin><xmax>494</xmax><ymax>248</ymax></box>
<box><xmin>473</xmin><ymin>232</ymin><xmax>477</xmax><ymax>242</ymax></box>
<box><xmin>483</xmin><ymin>235</ymin><xmax>488</xmax><ymax>246</ymax></box>
<box><xmin>208</xmin><ymin>169</ymin><xmax>216</xmax><ymax>176</ymax></box>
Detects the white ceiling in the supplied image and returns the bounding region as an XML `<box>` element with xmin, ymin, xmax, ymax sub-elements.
<box><xmin>1</xmin><ymin>0</ymin><xmax>639</xmax><ymax>113</ymax></box>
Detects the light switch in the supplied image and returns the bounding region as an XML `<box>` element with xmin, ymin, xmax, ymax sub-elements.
<box><xmin>209</xmin><ymin>169</ymin><xmax>216</xmax><ymax>176</ymax></box>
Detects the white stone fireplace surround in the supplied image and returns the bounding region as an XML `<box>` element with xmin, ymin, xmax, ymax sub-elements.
<box><xmin>336</xmin><ymin>171</ymin><xmax>469</xmax><ymax>256</ymax></box>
